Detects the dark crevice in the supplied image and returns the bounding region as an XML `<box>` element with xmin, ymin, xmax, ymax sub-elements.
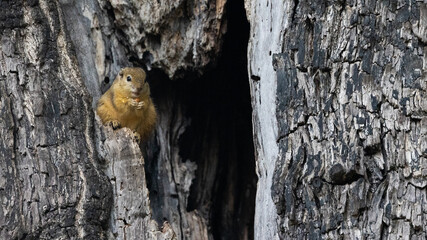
<box><xmin>291</xmin><ymin>0</ymin><xmax>299</xmax><ymax>23</ymax></box>
<box><xmin>180</xmin><ymin>1</ymin><xmax>254</xmax><ymax>239</ymax></box>
<box><xmin>146</xmin><ymin>0</ymin><xmax>255</xmax><ymax>239</ymax></box>
<box><xmin>364</xmin><ymin>143</ymin><xmax>381</xmax><ymax>156</ymax></box>
<box><xmin>145</xmin><ymin>0</ymin><xmax>255</xmax><ymax>239</ymax></box>
<box><xmin>251</xmin><ymin>75</ymin><xmax>261</xmax><ymax>81</ymax></box>
<box><xmin>182</xmin><ymin>0</ymin><xmax>256</xmax><ymax>239</ymax></box>
<box><xmin>329</xmin><ymin>163</ymin><xmax>364</xmax><ymax>186</ymax></box>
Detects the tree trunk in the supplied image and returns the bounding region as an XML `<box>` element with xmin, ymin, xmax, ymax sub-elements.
<box><xmin>1</xmin><ymin>0</ymin><xmax>255</xmax><ymax>239</ymax></box>
<box><xmin>0</xmin><ymin>1</ymin><xmax>113</xmax><ymax>238</ymax></box>
<box><xmin>247</xmin><ymin>0</ymin><xmax>427</xmax><ymax>239</ymax></box>
<box><xmin>1</xmin><ymin>0</ymin><xmax>426</xmax><ymax>240</ymax></box>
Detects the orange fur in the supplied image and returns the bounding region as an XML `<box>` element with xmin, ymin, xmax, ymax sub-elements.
<box><xmin>97</xmin><ymin>67</ymin><xmax>157</xmax><ymax>142</ymax></box>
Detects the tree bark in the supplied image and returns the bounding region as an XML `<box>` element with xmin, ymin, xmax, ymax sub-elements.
<box><xmin>247</xmin><ymin>0</ymin><xmax>427</xmax><ymax>239</ymax></box>
<box><xmin>2</xmin><ymin>0</ymin><xmax>426</xmax><ymax>239</ymax></box>
<box><xmin>1</xmin><ymin>0</ymin><xmax>255</xmax><ymax>239</ymax></box>
<box><xmin>0</xmin><ymin>1</ymin><xmax>113</xmax><ymax>238</ymax></box>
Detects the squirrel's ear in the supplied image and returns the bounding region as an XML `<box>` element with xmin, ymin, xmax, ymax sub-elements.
<box><xmin>119</xmin><ymin>69</ymin><xmax>124</xmax><ymax>78</ymax></box>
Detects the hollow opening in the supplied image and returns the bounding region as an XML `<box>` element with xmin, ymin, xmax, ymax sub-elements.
<box><xmin>183</xmin><ymin>1</ymin><xmax>256</xmax><ymax>239</ymax></box>
<box><xmin>145</xmin><ymin>0</ymin><xmax>255</xmax><ymax>239</ymax></box>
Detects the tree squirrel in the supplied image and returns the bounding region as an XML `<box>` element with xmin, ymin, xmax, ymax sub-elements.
<box><xmin>97</xmin><ymin>67</ymin><xmax>157</xmax><ymax>142</ymax></box>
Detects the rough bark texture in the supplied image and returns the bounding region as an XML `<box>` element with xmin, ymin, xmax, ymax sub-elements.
<box><xmin>0</xmin><ymin>1</ymin><xmax>113</xmax><ymax>238</ymax></box>
<box><xmin>247</xmin><ymin>0</ymin><xmax>427</xmax><ymax>239</ymax></box>
<box><xmin>4</xmin><ymin>0</ymin><xmax>424</xmax><ymax>239</ymax></box>
<box><xmin>97</xmin><ymin>126</ymin><xmax>175</xmax><ymax>239</ymax></box>
<box><xmin>101</xmin><ymin>0</ymin><xmax>227</xmax><ymax>78</ymax></box>
<box><xmin>1</xmin><ymin>0</ymin><xmax>255</xmax><ymax>239</ymax></box>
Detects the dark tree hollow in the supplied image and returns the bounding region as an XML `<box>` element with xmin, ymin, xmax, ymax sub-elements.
<box><xmin>145</xmin><ymin>0</ymin><xmax>256</xmax><ymax>239</ymax></box>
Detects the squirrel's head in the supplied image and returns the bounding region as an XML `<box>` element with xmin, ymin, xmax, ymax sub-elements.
<box><xmin>116</xmin><ymin>67</ymin><xmax>149</xmax><ymax>98</ymax></box>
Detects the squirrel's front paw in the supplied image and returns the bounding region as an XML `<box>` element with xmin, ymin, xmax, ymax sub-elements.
<box><xmin>133</xmin><ymin>132</ymin><xmax>141</xmax><ymax>143</ymax></box>
<box><xmin>130</xmin><ymin>99</ymin><xmax>145</xmax><ymax>109</ymax></box>
<box><xmin>106</xmin><ymin>120</ymin><xmax>121</xmax><ymax>130</ymax></box>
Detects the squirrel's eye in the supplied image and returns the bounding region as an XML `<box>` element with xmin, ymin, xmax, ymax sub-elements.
<box><xmin>127</xmin><ymin>76</ymin><xmax>132</xmax><ymax>82</ymax></box>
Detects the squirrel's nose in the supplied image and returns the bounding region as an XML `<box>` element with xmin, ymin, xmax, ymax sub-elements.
<box><xmin>136</xmin><ymin>87</ymin><xmax>143</xmax><ymax>92</ymax></box>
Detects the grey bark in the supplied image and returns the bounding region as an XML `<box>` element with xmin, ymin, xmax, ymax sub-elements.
<box><xmin>247</xmin><ymin>0</ymin><xmax>427</xmax><ymax>239</ymax></box>
<box><xmin>0</xmin><ymin>1</ymin><xmax>113</xmax><ymax>239</ymax></box>
<box><xmin>1</xmin><ymin>0</ymin><xmax>255</xmax><ymax>239</ymax></box>
<box><xmin>2</xmin><ymin>0</ymin><xmax>425</xmax><ymax>239</ymax></box>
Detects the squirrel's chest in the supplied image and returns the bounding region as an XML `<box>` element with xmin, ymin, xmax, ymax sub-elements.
<box><xmin>119</xmin><ymin>106</ymin><xmax>144</xmax><ymax>127</ymax></box>
<box><xmin>111</xmin><ymin>96</ymin><xmax>145</xmax><ymax>124</ymax></box>
<box><xmin>119</xmin><ymin>105</ymin><xmax>142</xmax><ymax>118</ymax></box>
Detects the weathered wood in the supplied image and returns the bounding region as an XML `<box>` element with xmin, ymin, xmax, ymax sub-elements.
<box><xmin>96</xmin><ymin>124</ymin><xmax>175</xmax><ymax>239</ymax></box>
<box><xmin>2</xmin><ymin>0</ymin><xmax>256</xmax><ymax>240</ymax></box>
<box><xmin>98</xmin><ymin>0</ymin><xmax>227</xmax><ymax>78</ymax></box>
<box><xmin>0</xmin><ymin>1</ymin><xmax>112</xmax><ymax>238</ymax></box>
<box><xmin>247</xmin><ymin>0</ymin><xmax>427</xmax><ymax>239</ymax></box>
<box><xmin>5</xmin><ymin>0</ymin><xmax>423</xmax><ymax>239</ymax></box>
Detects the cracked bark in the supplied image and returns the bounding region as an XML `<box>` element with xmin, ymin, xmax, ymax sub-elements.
<box><xmin>248</xmin><ymin>0</ymin><xmax>427</xmax><ymax>239</ymax></box>
<box><xmin>0</xmin><ymin>1</ymin><xmax>112</xmax><ymax>239</ymax></box>
<box><xmin>2</xmin><ymin>0</ymin><xmax>426</xmax><ymax>239</ymax></box>
<box><xmin>1</xmin><ymin>0</ymin><xmax>254</xmax><ymax>239</ymax></box>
